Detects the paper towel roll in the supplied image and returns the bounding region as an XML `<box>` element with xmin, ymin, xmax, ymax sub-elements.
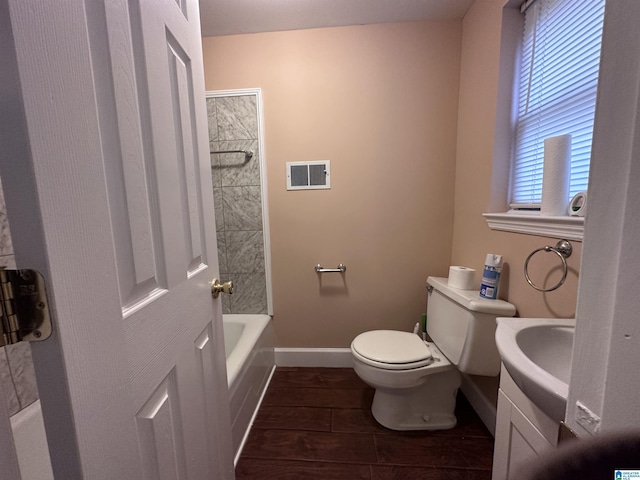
<box><xmin>448</xmin><ymin>266</ymin><xmax>476</xmax><ymax>290</ymax></box>
<box><xmin>541</xmin><ymin>134</ymin><xmax>571</xmax><ymax>216</ymax></box>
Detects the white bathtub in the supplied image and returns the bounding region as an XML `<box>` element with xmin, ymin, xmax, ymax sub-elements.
<box><xmin>10</xmin><ymin>400</ymin><xmax>54</xmax><ymax>480</ymax></box>
<box><xmin>10</xmin><ymin>313</ymin><xmax>274</xmax><ymax>478</ymax></box>
<box><xmin>223</xmin><ymin>314</ymin><xmax>275</xmax><ymax>464</ymax></box>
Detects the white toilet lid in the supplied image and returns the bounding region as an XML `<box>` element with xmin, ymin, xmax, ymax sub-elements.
<box><xmin>351</xmin><ymin>330</ymin><xmax>433</xmax><ymax>368</ymax></box>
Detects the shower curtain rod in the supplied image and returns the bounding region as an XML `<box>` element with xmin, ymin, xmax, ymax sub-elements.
<box><xmin>210</xmin><ymin>149</ymin><xmax>254</xmax><ymax>161</ymax></box>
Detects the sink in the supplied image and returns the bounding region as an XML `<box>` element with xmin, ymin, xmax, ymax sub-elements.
<box><xmin>495</xmin><ymin>317</ymin><xmax>575</xmax><ymax>422</ymax></box>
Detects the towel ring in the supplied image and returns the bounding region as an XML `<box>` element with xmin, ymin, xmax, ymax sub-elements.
<box><xmin>524</xmin><ymin>240</ymin><xmax>572</xmax><ymax>292</ymax></box>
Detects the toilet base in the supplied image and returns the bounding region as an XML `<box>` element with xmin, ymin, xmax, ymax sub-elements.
<box><xmin>370</xmin><ymin>368</ymin><xmax>461</xmax><ymax>431</ymax></box>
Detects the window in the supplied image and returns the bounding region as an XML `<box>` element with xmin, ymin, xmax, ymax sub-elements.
<box><xmin>510</xmin><ymin>0</ymin><xmax>606</xmax><ymax>209</ymax></box>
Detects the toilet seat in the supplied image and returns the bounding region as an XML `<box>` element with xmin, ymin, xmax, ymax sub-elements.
<box><xmin>351</xmin><ymin>330</ymin><xmax>434</xmax><ymax>370</ymax></box>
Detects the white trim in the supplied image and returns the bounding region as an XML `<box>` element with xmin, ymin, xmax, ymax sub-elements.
<box><xmin>274</xmin><ymin>348</ymin><xmax>353</xmax><ymax>368</ymax></box>
<box><xmin>255</xmin><ymin>89</ymin><xmax>273</xmax><ymax>316</ymax></box>
<box><xmin>206</xmin><ymin>87</ymin><xmax>261</xmax><ymax>98</ymax></box>
<box><xmin>205</xmin><ymin>88</ymin><xmax>273</xmax><ymax>315</ymax></box>
<box><xmin>483</xmin><ymin>212</ymin><xmax>584</xmax><ymax>240</ymax></box>
<box><xmin>567</xmin><ymin>0</ymin><xmax>640</xmax><ymax>436</ymax></box>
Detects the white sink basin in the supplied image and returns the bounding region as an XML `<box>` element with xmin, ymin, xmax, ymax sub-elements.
<box><xmin>495</xmin><ymin>317</ymin><xmax>575</xmax><ymax>422</ymax></box>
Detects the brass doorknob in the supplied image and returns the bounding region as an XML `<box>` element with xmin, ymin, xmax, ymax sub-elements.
<box><xmin>211</xmin><ymin>279</ymin><xmax>234</xmax><ymax>298</ymax></box>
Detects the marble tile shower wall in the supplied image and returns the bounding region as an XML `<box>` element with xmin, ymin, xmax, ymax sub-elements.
<box><xmin>0</xmin><ymin>178</ymin><xmax>40</xmax><ymax>417</ymax></box>
<box><xmin>208</xmin><ymin>95</ymin><xmax>268</xmax><ymax>314</ymax></box>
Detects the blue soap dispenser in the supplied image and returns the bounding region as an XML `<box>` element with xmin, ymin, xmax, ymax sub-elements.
<box><xmin>479</xmin><ymin>254</ymin><xmax>503</xmax><ymax>300</ymax></box>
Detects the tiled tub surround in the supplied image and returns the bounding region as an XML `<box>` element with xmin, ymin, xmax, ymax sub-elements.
<box><xmin>0</xmin><ymin>179</ymin><xmax>40</xmax><ymax>417</ymax></box>
<box><xmin>208</xmin><ymin>94</ymin><xmax>268</xmax><ymax>314</ymax></box>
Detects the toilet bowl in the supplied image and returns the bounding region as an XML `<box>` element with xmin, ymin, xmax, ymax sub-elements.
<box><xmin>351</xmin><ymin>276</ymin><xmax>516</xmax><ymax>431</ymax></box>
<box><xmin>352</xmin><ymin>330</ymin><xmax>461</xmax><ymax>430</ymax></box>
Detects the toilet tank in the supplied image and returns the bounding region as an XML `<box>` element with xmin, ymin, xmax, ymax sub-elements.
<box><xmin>426</xmin><ymin>276</ymin><xmax>516</xmax><ymax>376</ymax></box>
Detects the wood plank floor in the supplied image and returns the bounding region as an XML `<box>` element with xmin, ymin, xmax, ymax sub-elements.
<box><xmin>236</xmin><ymin>367</ymin><xmax>494</xmax><ymax>479</ymax></box>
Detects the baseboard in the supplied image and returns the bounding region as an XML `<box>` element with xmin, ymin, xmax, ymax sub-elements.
<box><xmin>460</xmin><ymin>373</ymin><xmax>499</xmax><ymax>437</ymax></box>
<box><xmin>274</xmin><ymin>348</ymin><xmax>352</xmax><ymax>368</ymax></box>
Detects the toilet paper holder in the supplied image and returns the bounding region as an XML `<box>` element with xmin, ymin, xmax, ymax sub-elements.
<box><xmin>524</xmin><ymin>240</ymin><xmax>572</xmax><ymax>292</ymax></box>
<box><xmin>315</xmin><ymin>263</ymin><xmax>347</xmax><ymax>273</ymax></box>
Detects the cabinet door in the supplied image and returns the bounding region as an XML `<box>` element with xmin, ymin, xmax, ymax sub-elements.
<box><xmin>492</xmin><ymin>390</ymin><xmax>554</xmax><ymax>480</ymax></box>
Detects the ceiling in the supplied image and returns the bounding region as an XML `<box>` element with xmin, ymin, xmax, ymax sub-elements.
<box><xmin>199</xmin><ymin>0</ymin><xmax>475</xmax><ymax>37</ymax></box>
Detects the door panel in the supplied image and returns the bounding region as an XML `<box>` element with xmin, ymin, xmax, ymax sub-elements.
<box><xmin>166</xmin><ymin>37</ymin><xmax>206</xmax><ymax>274</ymax></box>
<box><xmin>136</xmin><ymin>372</ymin><xmax>189</xmax><ymax>480</ymax></box>
<box><xmin>102</xmin><ymin>0</ymin><xmax>168</xmax><ymax>312</ymax></box>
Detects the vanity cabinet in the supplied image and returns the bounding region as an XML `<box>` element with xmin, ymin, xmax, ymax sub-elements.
<box><xmin>492</xmin><ymin>366</ymin><xmax>560</xmax><ymax>480</ymax></box>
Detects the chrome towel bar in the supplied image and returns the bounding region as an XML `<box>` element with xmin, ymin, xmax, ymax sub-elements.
<box><xmin>315</xmin><ymin>264</ymin><xmax>346</xmax><ymax>273</ymax></box>
<box><xmin>210</xmin><ymin>149</ymin><xmax>254</xmax><ymax>162</ymax></box>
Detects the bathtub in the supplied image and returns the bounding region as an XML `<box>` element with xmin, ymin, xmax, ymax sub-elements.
<box><xmin>223</xmin><ymin>314</ymin><xmax>275</xmax><ymax>464</ymax></box>
<box><xmin>10</xmin><ymin>313</ymin><xmax>274</xmax><ymax>478</ymax></box>
<box><xmin>10</xmin><ymin>400</ymin><xmax>54</xmax><ymax>480</ymax></box>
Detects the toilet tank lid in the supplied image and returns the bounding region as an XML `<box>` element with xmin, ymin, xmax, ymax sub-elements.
<box><xmin>427</xmin><ymin>276</ymin><xmax>516</xmax><ymax>316</ymax></box>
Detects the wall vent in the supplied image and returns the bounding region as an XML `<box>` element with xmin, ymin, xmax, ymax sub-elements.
<box><xmin>286</xmin><ymin>161</ymin><xmax>330</xmax><ymax>190</ymax></box>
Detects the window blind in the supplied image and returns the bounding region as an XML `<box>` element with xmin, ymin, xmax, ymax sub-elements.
<box><xmin>510</xmin><ymin>0</ymin><xmax>605</xmax><ymax>209</ymax></box>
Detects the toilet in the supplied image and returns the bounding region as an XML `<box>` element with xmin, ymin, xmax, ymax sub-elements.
<box><xmin>351</xmin><ymin>276</ymin><xmax>516</xmax><ymax>431</ymax></box>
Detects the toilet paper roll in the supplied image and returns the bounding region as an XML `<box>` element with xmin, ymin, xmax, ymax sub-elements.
<box><xmin>448</xmin><ymin>266</ymin><xmax>476</xmax><ymax>290</ymax></box>
<box><xmin>541</xmin><ymin>134</ymin><xmax>571</xmax><ymax>216</ymax></box>
<box><xmin>569</xmin><ymin>191</ymin><xmax>587</xmax><ymax>217</ymax></box>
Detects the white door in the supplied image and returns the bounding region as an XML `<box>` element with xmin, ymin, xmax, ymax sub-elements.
<box><xmin>0</xmin><ymin>0</ymin><xmax>235</xmax><ymax>478</ymax></box>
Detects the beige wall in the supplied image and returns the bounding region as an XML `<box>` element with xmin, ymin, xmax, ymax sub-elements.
<box><xmin>203</xmin><ymin>21</ymin><xmax>463</xmax><ymax>347</ymax></box>
<box><xmin>451</xmin><ymin>0</ymin><xmax>581</xmax><ymax>319</ymax></box>
<box><xmin>202</xmin><ymin>4</ymin><xmax>582</xmax><ymax>347</ymax></box>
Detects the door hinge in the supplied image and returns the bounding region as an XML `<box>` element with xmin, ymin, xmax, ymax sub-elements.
<box><xmin>0</xmin><ymin>269</ymin><xmax>52</xmax><ymax>347</ymax></box>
